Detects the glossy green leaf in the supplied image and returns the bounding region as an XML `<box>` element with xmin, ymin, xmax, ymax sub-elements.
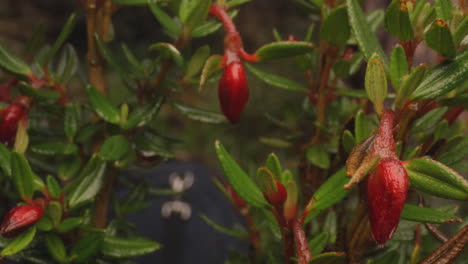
<box><xmin>245</xmin><ymin>63</ymin><xmax>307</xmax><ymax>92</ymax></box>
<box><xmin>99</xmin><ymin>135</ymin><xmax>131</xmax><ymax>161</ymax></box>
<box><xmin>192</xmin><ymin>10</ymin><xmax>238</xmax><ymax>38</ymax></box>
<box><xmin>46</xmin><ymin>175</ymin><xmax>62</xmax><ymax>199</ymax></box>
<box><xmin>200</xmin><ymin>214</ymin><xmax>247</xmax><ymax>239</ymax></box>
<box><xmin>389</xmin><ymin>44</ymin><xmax>408</xmax><ymax>90</ymax></box>
<box><xmin>41</xmin><ymin>13</ymin><xmax>76</xmax><ymax>66</ymax></box>
<box><xmin>405</xmin><ymin>157</ymin><xmax>468</xmax><ymax>192</ymax></box>
<box><xmin>453</xmin><ymin>17</ymin><xmax>468</xmax><ymax>45</ymax></box>
<box><xmin>384</xmin><ymin>0</ymin><xmax>413</xmax><ymax>41</ymax></box>
<box><xmin>215</xmin><ymin>141</ymin><xmax>269</xmax><ymax>208</ymax></box>
<box><xmin>86</xmin><ymin>85</ymin><xmax>121</xmax><ymax>124</ymax></box>
<box><xmin>434</xmin><ymin>0</ymin><xmax>453</xmax><ymax>22</ymax></box>
<box><xmin>18</xmin><ymin>82</ymin><xmax>59</xmax><ymax>101</ymax></box>
<box><xmin>407</xmin><ymin>169</ymin><xmax>468</xmax><ymax>200</ymax></box>
<box><xmin>45</xmin><ymin>234</ymin><xmax>67</xmax><ymax>263</ymax></box>
<box><xmin>365</xmin><ymin>53</ymin><xmax>388</xmax><ymax>115</ymax></box>
<box><xmin>70</xmin><ymin>233</ymin><xmax>103</xmax><ymax>263</ymax></box>
<box><xmin>265</xmin><ymin>153</ymin><xmax>282</xmax><ymax>179</ymax></box>
<box><xmin>424</xmin><ymin>19</ymin><xmax>456</xmax><ymax>59</ymax></box>
<box><xmin>394</xmin><ymin>64</ymin><xmax>427</xmax><ymax>109</ymax></box>
<box><xmin>148</xmin><ymin>0</ymin><xmax>181</xmax><ymax>37</ymax></box>
<box><xmin>36</xmin><ymin>215</ymin><xmax>53</xmax><ymax>231</ymax></box>
<box><xmin>30</xmin><ymin>141</ymin><xmax>78</xmax><ymax>155</ymax></box>
<box><xmin>309</xmin><ymin>252</ymin><xmax>346</xmax><ymax>264</ymax></box>
<box><xmin>355</xmin><ymin>110</ymin><xmax>374</xmax><ymax>143</ymax></box>
<box><xmin>0</xmin><ymin>226</ymin><xmax>36</xmax><ymax>256</ymax></box>
<box><xmin>101</xmin><ymin>235</ymin><xmax>161</xmax><ymax>258</ymax></box>
<box><xmin>149</xmin><ymin>42</ymin><xmax>184</xmax><ymax>67</ymax></box>
<box><xmin>199</xmin><ymin>54</ymin><xmax>223</xmax><ymax>91</ymax></box>
<box><xmin>412</xmin><ymin>106</ymin><xmax>447</xmax><ymax>133</ymax></box>
<box><xmin>95</xmin><ymin>34</ymin><xmax>127</xmax><ymax>75</ymax></box>
<box><xmin>134</xmin><ymin>131</ymin><xmax>174</xmax><ymax>159</ymax></box>
<box><xmin>306</xmin><ymin>145</ymin><xmax>330</xmax><ymax>169</ymax></box>
<box><xmin>184</xmin><ymin>45</ymin><xmax>210</xmax><ymax>81</ymax></box>
<box><xmin>58</xmin><ymin>155</ymin><xmax>81</xmax><ymax>181</ymax></box>
<box><xmin>401</xmin><ymin>204</ymin><xmax>461</xmax><ymax>223</ymax></box>
<box><xmin>411</xmin><ymin>49</ymin><xmax>468</xmax><ymax>99</ymax></box>
<box><xmin>306</xmin><ymin>168</ymin><xmax>351</xmax><ymax>223</ymax></box>
<box><xmin>0</xmin><ymin>42</ymin><xmax>32</xmax><ymax>76</ymax></box>
<box><xmin>47</xmin><ymin>201</ymin><xmax>62</xmax><ymax>227</ymax></box>
<box><xmin>123</xmin><ymin>97</ymin><xmax>163</xmax><ymax>130</ymax></box>
<box><xmin>342</xmin><ymin>130</ymin><xmax>355</xmax><ymax>153</ymax></box>
<box><xmin>347</xmin><ymin>0</ymin><xmax>388</xmax><ymax>67</ymax></box>
<box><xmin>179</xmin><ymin>0</ymin><xmax>211</xmax><ymax>31</ymax></box>
<box><xmin>258</xmin><ymin>137</ymin><xmax>292</xmax><ymax>148</ymax></box>
<box><xmin>308</xmin><ymin>232</ymin><xmax>329</xmax><ymax>255</ymax></box>
<box><xmin>13</xmin><ymin>119</ymin><xmax>29</xmax><ymax>154</ymax></box>
<box><xmin>57</xmin><ymin>217</ymin><xmax>83</xmax><ymax>233</ymax></box>
<box><xmin>11</xmin><ymin>152</ymin><xmax>35</xmax><ymax>200</ymax></box>
<box><xmin>255</xmin><ymin>41</ymin><xmax>314</xmax><ymax>61</ymax></box>
<box><xmin>320</xmin><ymin>6</ymin><xmax>350</xmax><ymax>47</ymax></box>
<box><xmin>438</xmin><ymin>136</ymin><xmax>468</xmax><ymax>166</ymax></box>
<box><xmin>67</xmin><ymin>156</ymin><xmax>107</xmax><ymax>209</ymax></box>
<box><xmin>55</xmin><ymin>43</ymin><xmax>79</xmax><ymax>83</ymax></box>
<box><xmin>64</xmin><ymin>103</ymin><xmax>79</xmax><ymax>141</ymax></box>
<box><xmin>171</xmin><ymin>101</ymin><xmax>227</xmax><ymax>124</ymax></box>
<box><xmin>0</xmin><ymin>144</ymin><xmax>12</xmax><ymax>177</ymax></box>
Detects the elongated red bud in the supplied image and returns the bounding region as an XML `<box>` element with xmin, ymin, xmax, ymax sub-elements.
<box><xmin>0</xmin><ymin>205</ymin><xmax>44</xmax><ymax>238</ymax></box>
<box><xmin>218</xmin><ymin>62</ymin><xmax>249</xmax><ymax>123</ymax></box>
<box><xmin>264</xmin><ymin>181</ymin><xmax>287</xmax><ymax>206</ymax></box>
<box><xmin>0</xmin><ymin>96</ymin><xmax>31</xmax><ymax>145</ymax></box>
<box><xmin>367</xmin><ymin>158</ymin><xmax>408</xmax><ymax>246</ymax></box>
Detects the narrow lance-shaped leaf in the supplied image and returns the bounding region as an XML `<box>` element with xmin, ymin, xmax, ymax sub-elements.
<box><xmin>179</xmin><ymin>0</ymin><xmax>211</xmax><ymax>31</ymax></box>
<box><xmin>101</xmin><ymin>235</ymin><xmax>161</xmax><ymax>258</ymax></box>
<box><xmin>365</xmin><ymin>53</ymin><xmax>387</xmax><ymax>116</ymax></box>
<box><xmin>184</xmin><ymin>45</ymin><xmax>211</xmax><ymax>81</ymax></box>
<box><xmin>200</xmin><ymin>214</ymin><xmax>248</xmax><ymax>239</ymax></box>
<box><xmin>45</xmin><ymin>234</ymin><xmax>67</xmax><ymax>263</ymax></box>
<box><xmin>171</xmin><ymin>101</ymin><xmax>227</xmax><ymax>124</ymax></box>
<box><xmin>255</xmin><ymin>41</ymin><xmax>315</xmax><ymax>61</ymax></box>
<box><xmin>215</xmin><ymin>141</ymin><xmax>269</xmax><ymax>208</ymax></box>
<box><xmin>122</xmin><ymin>97</ymin><xmax>163</xmax><ymax>130</ymax></box>
<box><xmin>95</xmin><ymin>34</ymin><xmax>128</xmax><ymax>75</ymax></box>
<box><xmin>389</xmin><ymin>44</ymin><xmax>408</xmax><ymax>90</ymax></box>
<box><xmin>99</xmin><ymin>135</ymin><xmax>131</xmax><ymax>161</ymax></box>
<box><xmin>86</xmin><ymin>85</ymin><xmax>121</xmax><ymax>124</ymax></box>
<box><xmin>149</xmin><ymin>42</ymin><xmax>184</xmax><ymax>67</ymax></box>
<box><xmin>30</xmin><ymin>141</ymin><xmax>78</xmax><ymax>155</ymax></box>
<box><xmin>0</xmin><ymin>226</ymin><xmax>36</xmax><ymax>256</ymax></box>
<box><xmin>411</xmin><ymin>48</ymin><xmax>468</xmax><ymax>99</ymax></box>
<box><xmin>401</xmin><ymin>204</ymin><xmax>462</xmax><ymax>223</ymax></box>
<box><xmin>64</xmin><ymin>103</ymin><xmax>78</xmax><ymax>141</ymax></box>
<box><xmin>41</xmin><ymin>13</ymin><xmax>76</xmax><ymax>66</ymax></box>
<box><xmin>394</xmin><ymin>64</ymin><xmax>427</xmax><ymax>109</ymax></box>
<box><xmin>11</xmin><ymin>152</ymin><xmax>35</xmax><ymax>200</ymax></box>
<box><xmin>148</xmin><ymin>0</ymin><xmax>181</xmax><ymax>37</ymax></box>
<box><xmin>347</xmin><ymin>0</ymin><xmax>388</xmax><ymax>67</ymax></box>
<box><xmin>244</xmin><ymin>63</ymin><xmax>308</xmax><ymax>92</ymax></box>
<box><xmin>0</xmin><ymin>42</ymin><xmax>32</xmax><ymax>76</ymax></box>
<box><xmin>199</xmin><ymin>54</ymin><xmax>223</xmax><ymax>91</ymax></box>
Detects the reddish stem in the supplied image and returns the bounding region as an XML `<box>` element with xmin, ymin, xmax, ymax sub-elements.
<box><xmin>209</xmin><ymin>4</ymin><xmax>237</xmax><ymax>35</ymax></box>
<box><xmin>292</xmin><ymin>219</ymin><xmax>312</xmax><ymax>264</ymax></box>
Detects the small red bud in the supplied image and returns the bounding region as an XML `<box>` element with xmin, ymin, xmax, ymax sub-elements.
<box><xmin>264</xmin><ymin>181</ymin><xmax>287</xmax><ymax>206</ymax></box>
<box><xmin>366</xmin><ymin>158</ymin><xmax>408</xmax><ymax>246</ymax></box>
<box><xmin>0</xmin><ymin>205</ymin><xmax>44</xmax><ymax>238</ymax></box>
<box><xmin>0</xmin><ymin>96</ymin><xmax>30</xmax><ymax>145</ymax></box>
<box><xmin>218</xmin><ymin>62</ymin><xmax>249</xmax><ymax>123</ymax></box>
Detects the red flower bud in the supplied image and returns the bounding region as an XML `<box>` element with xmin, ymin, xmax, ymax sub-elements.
<box><xmin>218</xmin><ymin>62</ymin><xmax>249</xmax><ymax>123</ymax></box>
<box><xmin>0</xmin><ymin>205</ymin><xmax>44</xmax><ymax>238</ymax></box>
<box><xmin>0</xmin><ymin>96</ymin><xmax>31</xmax><ymax>145</ymax></box>
<box><xmin>367</xmin><ymin>158</ymin><xmax>408</xmax><ymax>246</ymax></box>
<box><xmin>226</xmin><ymin>185</ymin><xmax>247</xmax><ymax>209</ymax></box>
<box><xmin>264</xmin><ymin>181</ymin><xmax>287</xmax><ymax>206</ymax></box>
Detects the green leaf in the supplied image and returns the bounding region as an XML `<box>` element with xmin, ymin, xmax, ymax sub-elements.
<box><xmin>18</xmin><ymin>82</ymin><xmax>60</xmax><ymax>101</ymax></box>
<box><xmin>11</xmin><ymin>152</ymin><xmax>35</xmax><ymax>200</ymax></box>
<box><xmin>0</xmin><ymin>42</ymin><xmax>32</xmax><ymax>76</ymax></box>
<box><xmin>407</xmin><ymin>169</ymin><xmax>468</xmax><ymax>200</ymax></box>
<box><xmin>122</xmin><ymin>97</ymin><xmax>163</xmax><ymax>130</ymax></box>
<box><xmin>192</xmin><ymin>10</ymin><xmax>238</xmax><ymax>38</ymax></box>
<box><xmin>30</xmin><ymin>141</ymin><xmax>78</xmax><ymax>155</ymax></box>
<box><xmin>120</xmin><ymin>44</ymin><xmax>145</xmax><ymax>75</ymax></box>
<box><xmin>95</xmin><ymin>34</ymin><xmax>128</xmax><ymax>75</ymax></box>
<box><xmin>394</xmin><ymin>64</ymin><xmax>427</xmax><ymax>109</ymax></box>
<box><xmin>86</xmin><ymin>85</ymin><xmax>121</xmax><ymax>124</ymax></box>
<box><xmin>41</xmin><ymin>13</ymin><xmax>76</xmax><ymax>66</ymax></box>
<box><xmin>306</xmin><ymin>145</ymin><xmax>330</xmax><ymax>169</ymax></box>
<box><xmin>134</xmin><ymin>131</ymin><xmax>174</xmax><ymax>159</ymax></box>
<box><xmin>405</xmin><ymin>157</ymin><xmax>468</xmax><ymax>192</ymax></box>
<box><xmin>244</xmin><ymin>63</ymin><xmax>307</xmax><ymax>92</ymax></box>
<box><xmin>70</xmin><ymin>232</ymin><xmax>103</xmax><ymax>263</ymax></box>
<box><xmin>308</xmin><ymin>232</ymin><xmax>329</xmax><ymax>255</ymax></box>
<box><xmin>309</xmin><ymin>252</ymin><xmax>346</xmax><ymax>264</ymax></box>
<box><xmin>57</xmin><ymin>217</ymin><xmax>83</xmax><ymax>233</ymax></box>
<box><xmin>389</xmin><ymin>44</ymin><xmax>408</xmax><ymax>90</ymax></box>
<box><xmin>424</xmin><ymin>19</ymin><xmax>456</xmax><ymax>59</ymax></box>
<box><xmin>215</xmin><ymin>141</ymin><xmax>269</xmax><ymax>208</ymax></box>
<box><xmin>258</xmin><ymin>137</ymin><xmax>292</xmax><ymax>148</ymax></box>
<box><xmin>46</xmin><ymin>175</ymin><xmax>62</xmax><ymax>199</ymax></box>
<box><xmin>101</xmin><ymin>235</ymin><xmax>161</xmax><ymax>258</ymax></box>
<box><xmin>58</xmin><ymin>155</ymin><xmax>81</xmax><ymax>181</ymax></box>
<box><xmin>453</xmin><ymin>17</ymin><xmax>468</xmax><ymax>45</ymax></box>
<box><xmin>47</xmin><ymin>201</ymin><xmax>62</xmax><ymax>227</ymax></box>
<box><xmin>411</xmin><ymin>49</ymin><xmax>468</xmax><ymax>99</ymax></box>
<box><xmin>199</xmin><ymin>54</ymin><xmax>223</xmax><ymax>91</ymax></box>
<box><xmin>320</xmin><ymin>6</ymin><xmax>350</xmax><ymax>47</ymax></box>
<box><xmin>55</xmin><ymin>44</ymin><xmax>79</xmax><ymax>83</ymax></box>
<box><xmin>255</xmin><ymin>41</ymin><xmax>314</xmax><ymax>61</ymax></box>
<box><xmin>354</xmin><ymin>110</ymin><xmax>374</xmax><ymax>143</ymax></box>
<box><xmin>67</xmin><ymin>156</ymin><xmax>107</xmax><ymax>209</ymax></box>
<box><xmin>438</xmin><ymin>136</ymin><xmax>468</xmax><ymax>166</ymax></box>
<box><xmin>384</xmin><ymin>0</ymin><xmax>414</xmax><ymax>41</ymax></box>
<box><xmin>265</xmin><ymin>153</ymin><xmax>283</xmax><ymax>179</ymax></box>
<box><xmin>434</xmin><ymin>0</ymin><xmax>453</xmax><ymax>22</ymax></box>
<box><xmin>0</xmin><ymin>226</ymin><xmax>36</xmax><ymax>256</ymax></box>
<box><xmin>342</xmin><ymin>130</ymin><xmax>355</xmax><ymax>154</ymax></box>
<box><xmin>227</xmin><ymin>0</ymin><xmax>251</xmax><ymax>8</ymax></box>
<box><xmin>178</xmin><ymin>0</ymin><xmax>211</xmax><ymax>31</ymax></box>
<box><xmin>184</xmin><ymin>45</ymin><xmax>210</xmax><ymax>81</ymax></box>
<box><xmin>401</xmin><ymin>204</ymin><xmax>461</xmax><ymax>223</ymax></box>
<box><xmin>365</xmin><ymin>53</ymin><xmax>388</xmax><ymax>115</ymax></box>
<box><xmin>149</xmin><ymin>42</ymin><xmax>184</xmax><ymax>67</ymax></box>
<box><xmin>45</xmin><ymin>234</ymin><xmax>67</xmax><ymax>263</ymax></box>
<box><xmin>64</xmin><ymin>103</ymin><xmax>79</xmax><ymax>141</ymax></box>
<box><xmin>113</xmin><ymin>0</ymin><xmax>148</xmax><ymax>5</ymax></box>
<box><xmin>200</xmin><ymin>214</ymin><xmax>248</xmax><ymax>239</ymax></box>
<box><xmin>412</xmin><ymin>106</ymin><xmax>447</xmax><ymax>133</ymax></box>
<box><xmin>347</xmin><ymin>0</ymin><xmax>388</xmax><ymax>67</ymax></box>
<box><xmin>36</xmin><ymin>215</ymin><xmax>53</xmax><ymax>231</ymax></box>
<box><xmin>99</xmin><ymin>135</ymin><xmax>131</xmax><ymax>161</ymax></box>
<box><xmin>0</xmin><ymin>144</ymin><xmax>12</xmax><ymax>177</ymax></box>
<box><xmin>306</xmin><ymin>168</ymin><xmax>351</xmax><ymax>223</ymax></box>
<box><xmin>148</xmin><ymin>0</ymin><xmax>181</xmax><ymax>37</ymax></box>
<box><xmin>171</xmin><ymin>101</ymin><xmax>227</xmax><ymax>124</ymax></box>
